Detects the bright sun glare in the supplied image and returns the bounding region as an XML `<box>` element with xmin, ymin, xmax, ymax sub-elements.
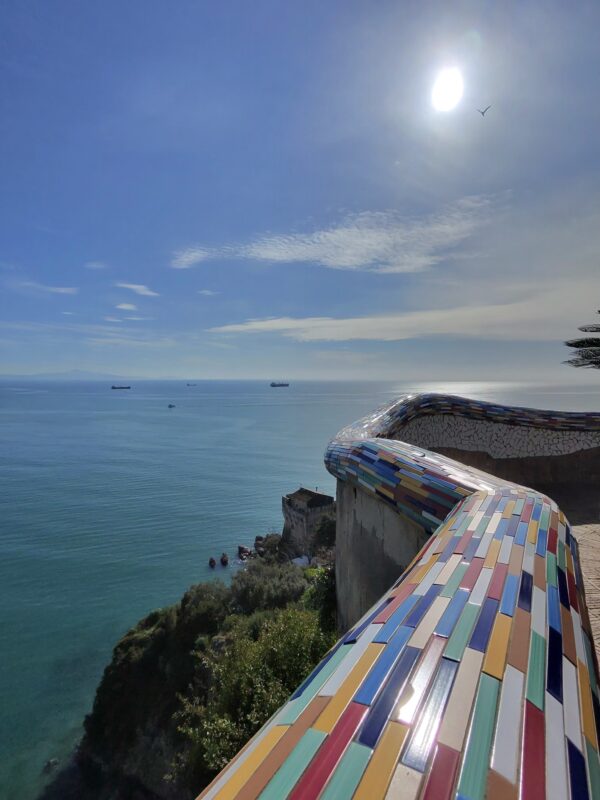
<box><xmin>431</xmin><ymin>67</ymin><xmax>464</xmax><ymax>112</ymax></box>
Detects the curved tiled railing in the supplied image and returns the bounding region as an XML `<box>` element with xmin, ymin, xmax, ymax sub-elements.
<box><xmin>198</xmin><ymin>394</ymin><xmax>600</xmax><ymax>800</ymax></box>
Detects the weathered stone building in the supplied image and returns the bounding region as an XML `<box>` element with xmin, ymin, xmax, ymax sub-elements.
<box><xmin>280</xmin><ymin>487</ymin><xmax>335</xmax><ymax>557</ymax></box>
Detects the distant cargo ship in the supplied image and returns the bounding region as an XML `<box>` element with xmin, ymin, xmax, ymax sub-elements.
<box><xmin>111</xmin><ymin>385</ymin><xmax>131</xmax><ymax>390</ymax></box>
<box><xmin>270</xmin><ymin>382</ymin><xmax>289</xmax><ymax>387</ymax></box>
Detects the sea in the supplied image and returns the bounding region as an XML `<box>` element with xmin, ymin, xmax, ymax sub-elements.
<box><xmin>1</xmin><ymin>378</ymin><xmax>599</xmax><ymax>799</ymax></box>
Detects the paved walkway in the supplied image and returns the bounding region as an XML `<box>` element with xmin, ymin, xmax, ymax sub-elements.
<box><xmin>574</xmin><ymin>524</ymin><xmax>600</xmax><ymax>659</ymax></box>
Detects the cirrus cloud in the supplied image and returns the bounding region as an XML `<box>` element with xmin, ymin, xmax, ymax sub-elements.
<box><xmin>171</xmin><ymin>196</ymin><xmax>493</xmax><ymax>273</ymax></box>
<box><xmin>114</xmin><ymin>282</ymin><xmax>160</xmax><ymax>296</ymax></box>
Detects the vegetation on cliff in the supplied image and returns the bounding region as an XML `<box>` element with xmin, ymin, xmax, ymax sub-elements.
<box><xmin>63</xmin><ymin>540</ymin><xmax>336</xmax><ymax>800</ymax></box>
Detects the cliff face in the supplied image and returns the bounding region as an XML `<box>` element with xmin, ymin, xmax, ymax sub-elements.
<box><xmin>39</xmin><ymin>559</ymin><xmax>336</xmax><ymax>800</ymax></box>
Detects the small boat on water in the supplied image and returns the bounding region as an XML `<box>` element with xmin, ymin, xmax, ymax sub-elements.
<box><xmin>168</xmin><ymin>404</ymin><xmax>175</xmax><ymax>408</ymax></box>
<box><xmin>186</xmin><ymin>383</ymin><xmax>197</xmax><ymax>387</ymax></box>
<box><xmin>220</xmin><ymin>552</ymin><xmax>229</xmax><ymax>567</ymax></box>
<box><xmin>270</xmin><ymin>382</ymin><xmax>289</xmax><ymax>387</ymax></box>
<box><xmin>209</xmin><ymin>557</ymin><xmax>216</xmax><ymax>569</ymax></box>
<box><xmin>111</xmin><ymin>385</ymin><xmax>131</xmax><ymax>390</ymax></box>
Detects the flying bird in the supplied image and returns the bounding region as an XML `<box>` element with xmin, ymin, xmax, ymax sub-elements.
<box><xmin>477</xmin><ymin>105</ymin><xmax>492</xmax><ymax>117</ymax></box>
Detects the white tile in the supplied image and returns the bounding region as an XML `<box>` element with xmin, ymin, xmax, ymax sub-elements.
<box><xmin>546</xmin><ymin>692</ymin><xmax>569</xmax><ymax>800</ymax></box>
<box><xmin>498</xmin><ymin>536</ymin><xmax>513</xmax><ymax>564</ymax></box>
<box><xmin>562</xmin><ymin>657</ymin><xmax>583</xmax><ymax>751</ymax></box>
<box><xmin>475</xmin><ymin>530</ymin><xmax>495</xmax><ymax>559</ymax></box>
<box><xmin>470</xmin><ymin>567</ymin><xmax>494</xmax><ymax>606</ymax></box>
<box><xmin>522</xmin><ymin>541</ymin><xmax>535</xmax><ymax>575</ymax></box>
<box><xmin>531</xmin><ymin>587</ymin><xmax>546</xmax><ymax>637</ymax></box>
<box><xmin>320</xmin><ymin>624</ymin><xmax>381</xmax><ymax>696</ymax></box>
<box><xmin>414</xmin><ymin>561</ymin><xmax>445</xmax><ymax>596</ymax></box>
<box><xmin>491</xmin><ymin>665</ymin><xmax>524</xmax><ymax>783</ymax></box>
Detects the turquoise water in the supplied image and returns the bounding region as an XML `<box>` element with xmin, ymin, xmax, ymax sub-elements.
<box><xmin>1</xmin><ymin>379</ymin><xmax>599</xmax><ymax>799</ymax></box>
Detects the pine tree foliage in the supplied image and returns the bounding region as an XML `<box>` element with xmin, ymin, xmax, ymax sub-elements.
<box><xmin>564</xmin><ymin>310</ymin><xmax>600</xmax><ymax>368</ymax></box>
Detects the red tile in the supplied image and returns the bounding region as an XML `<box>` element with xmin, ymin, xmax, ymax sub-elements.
<box><xmin>567</xmin><ymin>570</ymin><xmax>579</xmax><ymax>612</ymax></box>
<box><xmin>547</xmin><ymin>528</ymin><xmax>558</xmax><ymax>555</ymax></box>
<box><xmin>460</xmin><ymin>557</ymin><xmax>484</xmax><ymax>591</ymax></box>
<box><xmin>421</xmin><ymin>743</ymin><xmax>460</xmax><ymax>800</ymax></box>
<box><xmin>374</xmin><ymin>582</ymin><xmax>417</xmax><ymax>623</ymax></box>
<box><xmin>287</xmin><ymin>702</ymin><xmax>368</xmax><ymax>800</ymax></box>
<box><xmin>488</xmin><ymin>563</ymin><xmax>508</xmax><ymax>600</ymax></box>
<box><xmin>520</xmin><ymin>701</ymin><xmax>545</xmax><ymax>800</ymax></box>
<box><xmin>455</xmin><ymin>531</ymin><xmax>474</xmax><ymax>555</ymax></box>
<box><xmin>522</xmin><ymin>499</ymin><xmax>534</xmax><ymax>523</ymax></box>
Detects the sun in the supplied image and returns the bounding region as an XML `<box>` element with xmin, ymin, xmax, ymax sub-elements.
<box><xmin>431</xmin><ymin>67</ymin><xmax>464</xmax><ymax>112</ymax></box>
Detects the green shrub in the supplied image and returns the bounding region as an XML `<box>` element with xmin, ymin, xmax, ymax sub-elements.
<box><xmin>230</xmin><ymin>559</ymin><xmax>308</xmax><ymax>614</ymax></box>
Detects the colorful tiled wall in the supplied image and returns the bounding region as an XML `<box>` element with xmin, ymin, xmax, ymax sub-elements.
<box><xmin>197</xmin><ymin>394</ymin><xmax>600</xmax><ymax>800</ymax></box>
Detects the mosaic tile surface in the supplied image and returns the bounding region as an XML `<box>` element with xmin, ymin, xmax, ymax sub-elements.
<box><xmin>197</xmin><ymin>394</ymin><xmax>600</xmax><ymax>800</ymax></box>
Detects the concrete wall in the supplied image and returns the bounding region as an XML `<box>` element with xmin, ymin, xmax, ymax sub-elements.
<box><xmin>336</xmin><ymin>482</ymin><xmax>429</xmax><ymax>631</ymax></box>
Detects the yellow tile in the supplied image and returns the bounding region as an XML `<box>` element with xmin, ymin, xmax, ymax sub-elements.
<box><xmin>566</xmin><ymin>546</ymin><xmax>574</xmax><ymax>576</ymax></box>
<box><xmin>353</xmin><ymin>722</ymin><xmax>409</xmax><ymax>800</ymax></box>
<box><xmin>578</xmin><ymin>660</ymin><xmax>598</xmax><ymax>749</ymax></box>
<box><xmin>438</xmin><ymin>648</ymin><xmax>484</xmax><ymax>750</ymax></box>
<box><xmin>409</xmin><ymin>597</ymin><xmax>450</xmax><ymax>648</ymax></box>
<box><xmin>436</xmin><ymin>554</ymin><xmax>463</xmax><ymax>585</ymax></box>
<box><xmin>502</xmin><ymin>500</ymin><xmax>516</xmax><ymax>518</ymax></box>
<box><xmin>213</xmin><ymin>725</ymin><xmax>288</xmax><ymax>800</ymax></box>
<box><xmin>411</xmin><ymin>553</ymin><xmax>441</xmax><ymax>585</ymax></box>
<box><xmin>314</xmin><ymin>643</ymin><xmax>383</xmax><ymax>732</ymax></box>
<box><xmin>527</xmin><ymin>520</ymin><xmax>539</xmax><ymax>544</ymax></box>
<box><xmin>483</xmin><ymin>613</ymin><xmax>512</xmax><ymax>680</ymax></box>
<box><xmin>377</xmin><ymin>485</ymin><xmax>395</xmax><ymax>500</ymax></box>
<box><xmin>483</xmin><ymin>539</ymin><xmax>501</xmax><ymax>569</ymax></box>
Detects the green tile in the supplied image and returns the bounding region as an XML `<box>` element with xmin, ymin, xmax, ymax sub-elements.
<box><xmin>440</xmin><ymin>562</ymin><xmax>469</xmax><ymax>599</ymax></box>
<box><xmin>444</xmin><ymin>603</ymin><xmax>480</xmax><ymax>661</ymax></box>
<box><xmin>512</xmin><ymin>498</ymin><xmax>525</xmax><ymax>516</ymax></box>
<box><xmin>586</xmin><ymin>740</ymin><xmax>600</xmax><ymax>800</ymax></box>
<box><xmin>546</xmin><ymin>553</ymin><xmax>558</xmax><ymax>587</ymax></box>
<box><xmin>526</xmin><ymin>631</ymin><xmax>546</xmax><ymax>710</ymax></box>
<box><xmin>259</xmin><ymin>729</ymin><xmax>326</xmax><ymax>800</ymax></box>
<box><xmin>539</xmin><ymin>506</ymin><xmax>551</xmax><ymax>532</ymax></box>
<box><xmin>557</xmin><ymin>540</ymin><xmax>566</xmax><ymax>571</ymax></box>
<box><xmin>456</xmin><ymin>673</ymin><xmax>500</xmax><ymax>800</ymax></box>
<box><xmin>584</xmin><ymin>633</ymin><xmax>600</xmax><ymax>699</ymax></box>
<box><xmin>276</xmin><ymin>647</ymin><xmax>349</xmax><ymax>724</ymax></box>
<box><xmin>320</xmin><ymin>742</ymin><xmax>372</xmax><ymax>799</ymax></box>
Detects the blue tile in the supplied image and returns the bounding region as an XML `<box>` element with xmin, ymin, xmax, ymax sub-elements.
<box><xmin>499</xmin><ymin>574</ymin><xmax>519</xmax><ymax>617</ymax></box>
<box><xmin>404</xmin><ymin>584</ymin><xmax>442</xmax><ymax>628</ymax></box>
<box><xmin>402</xmin><ymin>658</ymin><xmax>458</xmax><ymax>772</ymax></box>
<box><xmin>506</xmin><ymin>516</ymin><xmax>520</xmax><ymax>537</ymax></box>
<box><xmin>469</xmin><ymin>598</ymin><xmax>499</xmax><ymax>652</ymax></box>
<box><xmin>535</xmin><ymin>527</ymin><xmax>547</xmax><ymax>557</ymax></box>
<box><xmin>354</xmin><ymin>626</ymin><xmax>412</xmax><ymax>706</ymax></box>
<box><xmin>462</xmin><ymin>537</ymin><xmax>479</xmax><ymax>562</ymax></box>
<box><xmin>493</xmin><ymin>518</ymin><xmax>509</xmax><ymax>540</ymax></box>
<box><xmin>373</xmin><ymin>596</ymin><xmax>420</xmax><ymax>643</ymax></box>
<box><xmin>567</xmin><ymin>739</ymin><xmax>589</xmax><ymax>800</ymax></box>
<box><xmin>357</xmin><ymin>646</ymin><xmax>420</xmax><ymax>748</ymax></box>
<box><xmin>514</xmin><ymin>521</ymin><xmax>529</xmax><ymax>546</ymax></box>
<box><xmin>518</xmin><ymin>571</ymin><xmax>533</xmax><ymax>612</ymax></box>
<box><xmin>547</xmin><ymin>585</ymin><xmax>562</xmax><ymax>632</ymax></box>
<box><xmin>343</xmin><ymin>597</ymin><xmax>393</xmax><ymax>644</ymax></box>
<box><xmin>546</xmin><ymin>627</ymin><xmax>563</xmax><ymax>702</ymax></box>
<box><xmin>435</xmin><ymin>589</ymin><xmax>469</xmax><ymax>638</ymax></box>
<box><xmin>557</xmin><ymin>568</ymin><xmax>570</xmax><ymax>608</ymax></box>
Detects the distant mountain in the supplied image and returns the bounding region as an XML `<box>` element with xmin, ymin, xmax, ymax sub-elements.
<box><xmin>0</xmin><ymin>369</ymin><xmax>138</xmax><ymax>381</ymax></box>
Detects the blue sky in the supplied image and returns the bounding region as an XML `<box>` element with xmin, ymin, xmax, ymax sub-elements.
<box><xmin>2</xmin><ymin>0</ymin><xmax>600</xmax><ymax>380</ymax></box>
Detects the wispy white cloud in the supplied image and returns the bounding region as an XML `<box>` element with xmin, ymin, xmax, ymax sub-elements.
<box><xmin>171</xmin><ymin>196</ymin><xmax>492</xmax><ymax>273</ymax></box>
<box><xmin>84</xmin><ymin>261</ymin><xmax>107</xmax><ymax>270</ymax></box>
<box><xmin>207</xmin><ymin>282</ymin><xmax>592</xmax><ymax>344</ymax></box>
<box><xmin>17</xmin><ymin>280</ymin><xmax>79</xmax><ymax>295</ymax></box>
<box><xmin>115</xmin><ymin>282</ymin><xmax>160</xmax><ymax>296</ymax></box>
<box><xmin>198</xmin><ymin>289</ymin><xmax>219</xmax><ymax>296</ymax></box>
<box><xmin>104</xmin><ymin>316</ymin><xmax>121</xmax><ymax>323</ymax></box>
<box><xmin>171</xmin><ymin>247</ymin><xmax>213</xmax><ymax>269</ymax></box>
<box><xmin>116</xmin><ymin>303</ymin><xmax>137</xmax><ymax>311</ymax></box>
<box><xmin>61</xmin><ymin>311</ymin><xmax>75</xmax><ymax>316</ymax></box>
<box><xmin>125</xmin><ymin>316</ymin><xmax>153</xmax><ymax>321</ymax></box>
